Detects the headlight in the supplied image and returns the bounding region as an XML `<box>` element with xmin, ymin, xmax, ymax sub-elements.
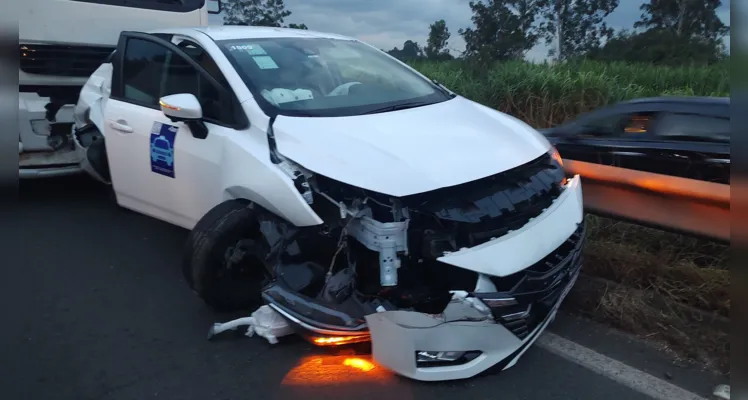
<box><xmin>549</xmin><ymin>145</ymin><xmax>563</xmax><ymax>168</ymax></box>
<box><xmin>548</xmin><ymin>146</ymin><xmax>568</xmax><ymax>187</ymax></box>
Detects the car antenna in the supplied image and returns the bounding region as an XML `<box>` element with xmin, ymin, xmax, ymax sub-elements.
<box><xmin>266</xmin><ymin>114</ymin><xmax>281</xmax><ymax>164</ymax></box>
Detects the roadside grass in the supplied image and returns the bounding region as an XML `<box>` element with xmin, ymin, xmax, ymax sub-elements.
<box><xmin>407</xmin><ymin>59</ymin><xmax>731</xmax><ymax>373</ymax></box>
<box><xmin>410</xmin><ymin>59</ymin><xmax>730</xmax><ymax>127</ymax></box>
<box><xmin>569</xmin><ymin>215</ymin><xmax>730</xmax><ymax>373</ymax></box>
<box><xmin>583</xmin><ymin>215</ymin><xmax>729</xmax><ymax>317</ymax></box>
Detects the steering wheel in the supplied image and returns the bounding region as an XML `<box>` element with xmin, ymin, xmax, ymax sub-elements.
<box><xmin>328</xmin><ymin>82</ymin><xmax>363</xmax><ymax>96</ymax></box>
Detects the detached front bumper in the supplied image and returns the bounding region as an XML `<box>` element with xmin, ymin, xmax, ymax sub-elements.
<box><xmin>366</xmin><ymin>175</ymin><xmax>585</xmax><ymax>381</ymax></box>
<box><xmin>365</xmin><ymin>260</ymin><xmax>580</xmax><ymax>382</ymax></box>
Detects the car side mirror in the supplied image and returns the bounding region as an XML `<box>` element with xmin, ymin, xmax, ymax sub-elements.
<box><xmin>159</xmin><ymin>94</ymin><xmax>208</xmax><ymax>140</ymax></box>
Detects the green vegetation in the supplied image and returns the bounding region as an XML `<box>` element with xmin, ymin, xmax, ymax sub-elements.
<box><xmin>409</xmin><ymin>59</ymin><xmax>730</xmax><ymax>127</ymax></box>
<box><xmin>569</xmin><ymin>216</ymin><xmax>729</xmax><ymax>373</ymax></box>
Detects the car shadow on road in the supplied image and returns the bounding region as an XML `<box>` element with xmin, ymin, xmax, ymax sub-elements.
<box><xmin>20</xmin><ymin>174</ymin><xmax>110</xmax><ymax>203</ymax></box>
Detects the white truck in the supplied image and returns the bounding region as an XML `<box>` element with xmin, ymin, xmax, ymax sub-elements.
<box><xmin>72</xmin><ymin>25</ymin><xmax>586</xmax><ymax>381</ymax></box>
<box><xmin>17</xmin><ymin>0</ymin><xmax>220</xmax><ymax>178</ymax></box>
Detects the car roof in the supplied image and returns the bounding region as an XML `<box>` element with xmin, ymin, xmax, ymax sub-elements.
<box><xmin>154</xmin><ymin>26</ymin><xmax>356</xmax><ymax>42</ymax></box>
<box><xmin>619</xmin><ymin>96</ymin><xmax>729</xmax><ymax>106</ymax></box>
<box><xmin>553</xmin><ymin>96</ymin><xmax>730</xmax><ymax>129</ymax></box>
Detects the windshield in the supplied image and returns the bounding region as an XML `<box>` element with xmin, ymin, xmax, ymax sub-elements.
<box><xmin>217</xmin><ymin>37</ymin><xmax>452</xmax><ymax>117</ymax></box>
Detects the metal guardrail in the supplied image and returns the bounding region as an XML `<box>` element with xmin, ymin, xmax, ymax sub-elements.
<box><xmin>564</xmin><ymin>160</ymin><xmax>730</xmax><ymax>243</ymax></box>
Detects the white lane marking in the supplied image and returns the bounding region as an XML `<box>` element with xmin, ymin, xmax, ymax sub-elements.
<box><xmin>536</xmin><ymin>332</ymin><xmax>708</xmax><ymax>400</ymax></box>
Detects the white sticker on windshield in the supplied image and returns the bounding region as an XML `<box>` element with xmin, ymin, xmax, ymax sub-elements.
<box><xmin>253</xmin><ymin>56</ymin><xmax>279</xmax><ymax>69</ymax></box>
<box><xmin>229</xmin><ymin>44</ymin><xmax>267</xmax><ymax>56</ymax></box>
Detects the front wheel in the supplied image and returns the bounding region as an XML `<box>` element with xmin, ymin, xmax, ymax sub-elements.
<box><xmin>183</xmin><ymin>199</ymin><xmax>273</xmax><ymax>312</ymax></box>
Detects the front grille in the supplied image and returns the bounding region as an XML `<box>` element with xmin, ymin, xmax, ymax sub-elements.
<box><xmin>475</xmin><ymin>220</ymin><xmax>585</xmax><ymax>339</ymax></box>
<box><xmin>20</xmin><ymin>44</ymin><xmax>115</xmax><ymax>77</ymax></box>
<box><xmin>408</xmin><ymin>152</ymin><xmax>566</xmax><ymax>256</ymax></box>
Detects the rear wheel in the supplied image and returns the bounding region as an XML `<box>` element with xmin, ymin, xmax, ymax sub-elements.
<box><xmin>183</xmin><ymin>199</ymin><xmax>273</xmax><ymax>312</ymax></box>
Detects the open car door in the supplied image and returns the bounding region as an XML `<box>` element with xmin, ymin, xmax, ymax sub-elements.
<box><xmin>76</xmin><ymin>30</ymin><xmax>248</xmax><ymax>229</ymax></box>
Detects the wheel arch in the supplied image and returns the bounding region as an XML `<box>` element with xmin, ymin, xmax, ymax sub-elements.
<box><xmin>222</xmin><ymin>184</ymin><xmax>323</xmax><ymax>227</ymax></box>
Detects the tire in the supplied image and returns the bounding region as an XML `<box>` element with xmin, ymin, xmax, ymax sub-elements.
<box><xmin>183</xmin><ymin>199</ymin><xmax>272</xmax><ymax>312</ymax></box>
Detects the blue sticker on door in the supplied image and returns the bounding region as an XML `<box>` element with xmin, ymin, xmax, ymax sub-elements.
<box><xmin>150</xmin><ymin>122</ymin><xmax>178</xmax><ymax>178</ymax></box>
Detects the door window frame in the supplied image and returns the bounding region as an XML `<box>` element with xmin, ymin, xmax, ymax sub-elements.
<box><xmin>167</xmin><ymin>35</ymin><xmax>246</xmax><ymax>128</ymax></box>
<box><xmin>111</xmin><ymin>31</ymin><xmax>249</xmax><ymax>130</ymax></box>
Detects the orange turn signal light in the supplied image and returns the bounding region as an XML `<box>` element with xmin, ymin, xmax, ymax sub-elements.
<box><xmin>549</xmin><ymin>146</ymin><xmax>564</xmax><ymax>167</ymax></box>
<box><xmin>159</xmin><ymin>100</ymin><xmax>180</xmax><ymax>111</ymax></box>
<box><xmin>311</xmin><ymin>335</ymin><xmax>369</xmax><ymax>346</ymax></box>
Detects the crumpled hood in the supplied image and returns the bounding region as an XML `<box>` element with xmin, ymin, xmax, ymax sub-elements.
<box><xmin>273</xmin><ymin>96</ymin><xmax>551</xmax><ymax>197</ymax></box>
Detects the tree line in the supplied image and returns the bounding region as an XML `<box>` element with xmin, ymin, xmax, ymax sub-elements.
<box><xmin>221</xmin><ymin>0</ymin><xmax>729</xmax><ymax>66</ymax></box>
<box><xmin>221</xmin><ymin>0</ymin><xmax>308</xmax><ymax>29</ymax></box>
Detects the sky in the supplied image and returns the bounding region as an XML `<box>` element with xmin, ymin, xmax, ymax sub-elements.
<box><xmin>208</xmin><ymin>0</ymin><xmax>732</xmax><ymax>61</ymax></box>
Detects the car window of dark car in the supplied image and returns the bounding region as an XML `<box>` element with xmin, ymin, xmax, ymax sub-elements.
<box><xmin>654</xmin><ymin>113</ymin><xmax>729</xmax><ymax>142</ymax></box>
<box><xmin>574</xmin><ymin>112</ymin><xmax>656</xmax><ymax>138</ymax></box>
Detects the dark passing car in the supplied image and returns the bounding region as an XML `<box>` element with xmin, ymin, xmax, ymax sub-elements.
<box><xmin>542</xmin><ymin>96</ymin><xmax>730</xmax><ymax>184</ymax></box>
<box><xmin>541</xmin><ymin>96</ymin><xmax>730</xmax><ymax>241</ymax></box>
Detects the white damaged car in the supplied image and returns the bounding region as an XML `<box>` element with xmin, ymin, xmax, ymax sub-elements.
<box><xmin>74</xmin><ymin>26</ymin><xmax>585</xmax><ymax>381</ymax></box>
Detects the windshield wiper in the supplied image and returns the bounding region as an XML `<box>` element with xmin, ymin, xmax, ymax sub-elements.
<box><xmin>431</xmin><ymin>79</ymin><xmax>457</xmax><ymax>98</ymax></box>
<box><xmin>361</xmin><ymin>101</ymin><xmax>436</xmax><ymax>115</ymax></box>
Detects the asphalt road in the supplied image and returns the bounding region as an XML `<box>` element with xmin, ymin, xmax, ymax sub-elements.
<box><xmin>5</xmin><ymin>175</ymin><xmax>724</xmax><ymax>400</ymax></box>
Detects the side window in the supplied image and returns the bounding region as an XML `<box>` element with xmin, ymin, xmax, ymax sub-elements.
<box><xmin>162</xmin><ymin>55</ymin><xmax>230</xmax><ymax>124</ymax></box>
<box><xmin>122</xmin><ymin>38</ymin><xmax>168</xmax><ymax>107</ymax></box>
<box><xmin>575</xmin><ymin>112</ymin><xmax>656</xmax><ymax>138</ymax></box>
<box><xmin>175</xmin><ymin>40</ymin><xmax>230</xmax><ymax>88</ymax></box>
<box><xmin>121</xmin><ymin>37</ymin><xmax>238</xmax><ymax>126</ymax></box>
<box><xmin>654</xmin><ymin>113</ymin><xmax>729</xmax><ymax>142</ymax></box>
<box><xmin>622</xmin><ymin>113</ymin><xmax>655</xmax><ymax>134</ymax></box>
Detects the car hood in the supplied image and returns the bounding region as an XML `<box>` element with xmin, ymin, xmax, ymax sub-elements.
<box><xmin>273</xmin><ymin>96</ymin><xmax>551</xmax><ymax>197</ymax></box>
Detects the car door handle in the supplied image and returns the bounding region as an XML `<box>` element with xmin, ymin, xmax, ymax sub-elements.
<box><xmin>109</xmin><ymin>120</ymin><xmax>133</xmax><ymax>133</ymax></box>
<box><xmin>610</xmin><ymin>151</ymin><xmax>644</xmax><ymax>156</ymax></box>
<box><xmin>705</xmin><ymin>158</ymin><xmax>730</xmax><ymax>164</ymax></box>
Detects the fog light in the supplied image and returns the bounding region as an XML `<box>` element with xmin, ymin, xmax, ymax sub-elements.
<box><xmin>415</xmin><ymin>350</ymin><xmax>482</xmax><ymax>367</ymax></box>
<box><xmin>417</xmin><ymin>351</ymin><xmax>465</xmax><ymax>363</ymax></box>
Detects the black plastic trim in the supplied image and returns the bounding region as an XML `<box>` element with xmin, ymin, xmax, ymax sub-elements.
<box><xmin>474</xmin><ymin>220</ymin><xmax>586</xmax><ymax>339</ymax></box>
<box><xmin>20</xmin><ymin>44</ymin><xmax>116</xmax><ymax>77</ymax></box>
<box><xmin>68</xmin><ymin>0</ymin><xmax>205</xmax><ymax>13</ymax></box>
<box><xmin>262</xmin><ymin>280</ymin><xmax>368</xmax><ymax>332</ymax></box>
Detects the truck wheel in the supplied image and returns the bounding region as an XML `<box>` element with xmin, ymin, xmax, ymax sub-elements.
<box><xmin>183</xmin><ymin>199</ymin><xmax>273</xmax><ymax>312</ymax></box>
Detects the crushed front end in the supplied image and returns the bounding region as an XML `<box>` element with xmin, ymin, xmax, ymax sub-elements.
<box><xmin>242</xmin><ymin>148</ymin><xmax>584</xmax><ymax>381</ymax></box>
